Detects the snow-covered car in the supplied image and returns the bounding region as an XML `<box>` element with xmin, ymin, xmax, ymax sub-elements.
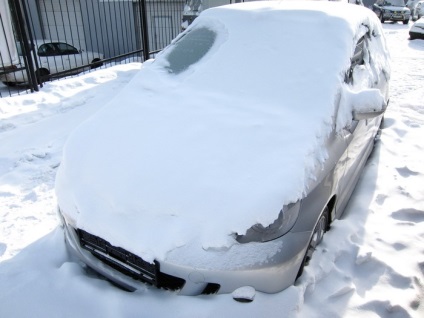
<box><xmin>409</xmin><ymin>16</ymin><xmax>424</xmax><ymax>38</ymax></box>
<box><xmin>372</xmin><ymin>0</ymin><xmax>411</xmax><ymax>23</ymax></box>
<box><xmin>406</xmin><ymin>0</ymin><xmax>420</xmax><ymax>16</ymax></box>
<box><xmin>56</xmin><ymin>1</ymin><xmax>391</xmax><ymax>296</ymax></box>
<box><xmin>0</xmin><ymin>40</ymin><xmax>103</xmax><ymax>85</ymax></box>
<box><xmin>412</xmin><ymin>1</ymin><xmax>424</xmax><ymax>19</ymax></box>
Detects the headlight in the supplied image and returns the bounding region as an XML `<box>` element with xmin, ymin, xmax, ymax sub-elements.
<box><xmin>236</xmin><ymin>201</ymin><xmax>300</xmax><ymax>243</ymax></box>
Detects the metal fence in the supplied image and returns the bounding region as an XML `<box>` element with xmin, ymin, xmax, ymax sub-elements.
<box><xmin>1</xmin><ymin>0</ymin><xmax>243</xmax><ymax>98</ymax></box>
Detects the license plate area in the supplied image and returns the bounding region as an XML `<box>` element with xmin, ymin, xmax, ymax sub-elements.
<box><xmin>78</xmin><ymin>229</ymin><xmax>158</xmax><ymax>286</ymax></box>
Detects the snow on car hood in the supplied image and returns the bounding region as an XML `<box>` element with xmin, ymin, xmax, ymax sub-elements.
<box><xmin>55</xmin><ymin>2</ymin><xmax>388</xmax><ymax>262</ymax></box>
<box><xmin>411</xmin><ymin>17</ymin><xmax>424</xmax><ymax>31</ymax></box>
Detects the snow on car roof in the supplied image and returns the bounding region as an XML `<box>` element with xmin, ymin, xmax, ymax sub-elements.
<box><xmin>55</xmin><ymin>1</ymin><xmax>388</xmax><ymax>262</ymax></box>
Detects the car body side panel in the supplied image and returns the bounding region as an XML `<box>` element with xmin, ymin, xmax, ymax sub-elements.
<box><xmin>290</xmin><ymin>130</ymin><xmax>347</xmax><ymax>233</ymax></box>
<box><xmin>335</xmin><ymin>117</ymin><xmax>381</xmax><ymax>218</ymax></box>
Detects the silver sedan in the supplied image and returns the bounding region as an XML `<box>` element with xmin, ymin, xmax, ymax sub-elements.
<box><xmin>56</xmin><ymin>1</ymin><xmax>390</xmax><ymax>296</ymax></box>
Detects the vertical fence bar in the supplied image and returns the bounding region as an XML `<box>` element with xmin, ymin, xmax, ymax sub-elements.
<box><xmin>13</xmin><ymin>0</ymin><xmax>38</xmax><ymax>92</ymax></box>
<box><xmin>81</xmin><ymin>0</ymin><xmax>95</xmax><ymax>62</ymax></box>
<box><xmin>88</xmin><ymin>0</ymin><xmax>102</xmax><ymax>59</ymax></box>
<box><xmin>122</xmin><ymin>0</ymin><xmax>132</xmax><ymax>62</ymax></box>
<box><xmin>20</xmin><ymin>0</ymin><xmax>41</xmax><ymax>90</ymax></box>
<box><xmin>139</xmin><ymin>0</ymin><xmax>150</xmax><ymax>61</ymax></box>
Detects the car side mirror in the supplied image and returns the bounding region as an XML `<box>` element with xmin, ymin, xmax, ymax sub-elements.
<box><xmin>351</xmin><ymin>88</ymin><xmax>387</xmax><ymax>121</ymax></box>
<box><xmin>353</xmin><ymin>108</ymin><xmax>385</xmax><ymax>120</ymax></box>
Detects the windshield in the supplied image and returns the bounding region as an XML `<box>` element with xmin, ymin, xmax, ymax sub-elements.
<box><xmin>162</xmin><ymin>27</ymin><xmax>217</xmax><ymax>75</ymax></box>
<box><xmin>384</xmin><ymin>0</ymin><xmax>406</xmax><ymax>6</ymax></box>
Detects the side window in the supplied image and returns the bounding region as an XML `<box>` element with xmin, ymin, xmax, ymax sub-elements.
<box><xmin>352</xmin><ymin>36</ymin><xmax>365</xmax><ymax>66</ymax></box>
<box><xmin>345</xmin><ymin>36</ymin><xmax>365</xmax><ymax>83</ymax></box>
<box><xmin>56</xmin><ymin>43</ymin><xmax>79</xmax><ymax>55</ymax></box>
<box><xmin>38</xmin><ymin>43</ymin><xmax>56</xmax><ymax>57</ymax></box>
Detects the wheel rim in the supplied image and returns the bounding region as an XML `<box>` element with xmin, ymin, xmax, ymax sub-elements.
<box><xmin>305</xmin><ymin>209</ymin><xmax>328</xmax><ymax>265</ymax></box>
<box><xmin>311</xmin><ymin>215</ymin><xmax>326</xmax><ymax>247</ymax></box>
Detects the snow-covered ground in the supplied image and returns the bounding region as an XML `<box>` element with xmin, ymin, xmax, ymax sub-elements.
<box><xmin>0</xmin><ymin>22</ymin><xmax>423</xmax><ymax>318</ymax></box>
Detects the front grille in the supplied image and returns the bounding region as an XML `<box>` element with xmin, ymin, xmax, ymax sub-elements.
<box><xmin>77</xmin><ymin>229</ymin><xmax>185</xmax><ymax>290</ymax></box>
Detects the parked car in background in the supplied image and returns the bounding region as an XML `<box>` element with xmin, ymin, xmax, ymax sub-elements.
<box><xmin>409</xmin><ymin>16</ymin><xmax>424</xmax><ymax>38</ymax></box>
<box><xmin>412</xmin><ymin>1</ymin><xmax>424</xmax><ymax>19</ymax></box>
<box><xmin>0</xmin><ymin>40</ymin><xmax>103</xmax><ymax>86</ymax></box>
<box><xmin>56</xmin><ymin>1</ymin><xmax>390</xmax><ymax>296</ymax></box>
<box><xmin>372</xmin><ymin>0</ymin><xmax>411</xmax><ymax>23</ymax></box>
<box><xmin>406</xmin><ymin>0</ymin><xmax>420</xmax><ymax>16</ymax></box>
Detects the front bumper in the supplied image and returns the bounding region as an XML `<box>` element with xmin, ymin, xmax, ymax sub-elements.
<box><xmin>383</xmin><ymin>11</ymin><xmax>410</xmax><ymax>21</ymax></box>
<box><xmin>59</xmin><ymin>211</ymin><xmax>310</xmax><ymax>295</ymax></box>
<box><xmin>409</xmin><ymin>30</ymin><xmax>424</xmax><ymax>39</ymax></box>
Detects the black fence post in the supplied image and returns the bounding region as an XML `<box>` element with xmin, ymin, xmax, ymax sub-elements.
<box><xmin>11</xmin><ymin>0</ymin><xmax>38</xmax><ymax>92</ymax></box>
<box><xmin>20</xmin><ymin>0</ymin><xmax>41</xmax><ymax>89</ymax></box>
<box><xmin>139</xmin><ymin>0</ymin><xmax>150</xmax><ymax>61</ymax></box>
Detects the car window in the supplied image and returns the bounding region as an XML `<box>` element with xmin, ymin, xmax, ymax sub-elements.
<box><xmin>38</xmin><ymin>43</ymin><xmax>57</xmax><ymax>56</ymax></box>
<box><xmin>163</xmin><ymin>27</ymin><xmax>217</xmax><ymax>74</ymax></box>
<box><xmin>55</xmin><ymin>43</ymin><xmax>79</xmax><ymax>55</ymax></box>
<box><xmin>351</xmin><ymin>36</ymin><xmax>365</xmax><ymax>66</ymax></box>
<box><xmin>346</xmin><ymin>36</ymin><xmax>365</xmax><ymax>83</ymax></box>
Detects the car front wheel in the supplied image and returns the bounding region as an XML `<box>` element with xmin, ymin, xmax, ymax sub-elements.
<box><xmin>90</xmin><ymin>58</ymin><xmax>103</xmax><ymax>69</ymax></box>
<box><xmin>296</xmin><ymin>206</ymin><xmax>330</xmax><ymax>279</ymax></box>
<box><xmin>403</xmin><ymin>19</ymin><xmax>409</xmax><ymax>24</ymax></box>
<box><xmin>2</xmin><ymin>81</ymin><xmax>17</xmax><ymax>87</ymax></box>
<box><xmin>36</xmin><ymin>68</ymin><xmax>50</xmax><ymax>84</ymax></box>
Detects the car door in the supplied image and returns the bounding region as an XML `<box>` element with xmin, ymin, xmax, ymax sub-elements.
<box><xmin>55</xmin><ymin>42</ymin><xmax>83</xmax><ymax>73</ymax></box>
<box><xmin>338</xmin><ymin>119</ymin><xmax>379</xmax><ymax>214</ymax></box>
<box><xmin>37</xmin><ymin>42</ymin><xmax>66</xmax><ymax>74</ymax></box>
<box><xmin>334</xmin><ymin>33</ymin><xmax>383</xmax><ymax>217</ymax></box>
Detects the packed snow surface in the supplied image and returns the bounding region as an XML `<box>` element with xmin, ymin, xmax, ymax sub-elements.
<box><xmin>0</xmin><ymin>12</ymin><xmax>423</xmax><ymax>318</ymax></box>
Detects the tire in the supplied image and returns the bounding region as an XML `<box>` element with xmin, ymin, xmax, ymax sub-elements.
<box><xmin>36</xmin><ymin>68</ymin><xmax>50</xmax><ymax>84</ymax></box>
<box><xmin>90</xmin><ymin>58</ymin><xmax>103</xmax><ymax>69</ymax></box>
<box><xmin>403</xmin><ymin>19</ymin><xmax>409</xmax><ymax>25</ymax></box>
<box><xmin>2</xmin><ymin>81</ymin><xmax>17</xmax><ymax>87</ymax></box>
<box><xmin>296</xmin><ymin>206</ymin><xmax>330</xmax><ymax>279</ymax></box>
<box><xmin>380</xmin><ymin>13</ymin><xmax>385</xmax><ymax>23</ymax></box>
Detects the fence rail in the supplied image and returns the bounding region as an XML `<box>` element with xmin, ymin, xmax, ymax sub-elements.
<box><xmin>1</xmin><ymin>0</ymin><xmax>244</xmax><ymax>98</ymax></box>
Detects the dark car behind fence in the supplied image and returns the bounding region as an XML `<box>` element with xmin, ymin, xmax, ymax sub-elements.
<box><xmin>1</xmin><ymin>0</ymin><xmax>244</xmax><ymax>98</ymax></box>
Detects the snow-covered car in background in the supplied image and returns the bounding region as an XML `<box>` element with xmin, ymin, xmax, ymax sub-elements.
<box><xmin>412</xmin><ymin>1</ymin><xmax>424</xmax><ymax>19</ymax></box>
<box><xmin>409</xmin><ymin>16</ymin><xmax>424</xmax><ymax>38</ymax></box>
<box><xmin>56</xmin><ymin>1</ymin><xmax>391</xmax><ymax>296</ymax></box>
<box><xmin>0</xmin><ymin>40</ymin><xmax>103</xmax><ymax>86</ymax></box>
<box><xmin>406</xmin><ymin>0</ymin><xmax>420</xmax><ymax>17</ymax></box>
<box><xmin>372</xmin><ymin>0</ymin><xmax>411</xmax><ymax>23</ymax></box>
